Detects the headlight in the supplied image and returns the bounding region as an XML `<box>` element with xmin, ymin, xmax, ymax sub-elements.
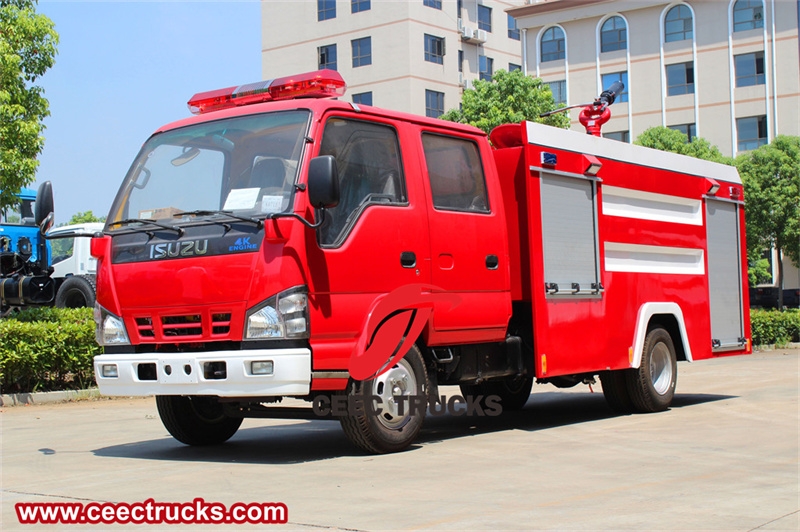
<box><xmin>245</xmin><ymin>287</ymin><xmax>309</xmax><ymax>340</ymax></box>
<box><xmin>94</xmin><ymin>303</ymin><xmax>130</xmax><ymax>346</ymax></box>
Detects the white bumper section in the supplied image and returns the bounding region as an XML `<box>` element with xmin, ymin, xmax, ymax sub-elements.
<box><xmin>94</xmin><ymin>348</ymin><xmax>311</xmax><ymax>397</ymax></box>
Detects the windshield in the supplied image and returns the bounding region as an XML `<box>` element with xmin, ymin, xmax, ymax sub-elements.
<box><xmin>107</xmin><ymin>110</ymin><xmax>311</xmax><ymax>227</ymax></box>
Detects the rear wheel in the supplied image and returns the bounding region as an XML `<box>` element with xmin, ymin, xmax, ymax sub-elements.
<box><xmin>339</xmin><ymin>344</ymin><xmax>429</xmax><ymax>454</ymax></box>
<box><xmin>626</xmin><ymin>327</ymin><xmax>677</xmax><ymax>412</ymax></box>
<box><xmin>156</xmin><ymin>395</ymin><xmax>242</xmax><ymax>446</ymax></box>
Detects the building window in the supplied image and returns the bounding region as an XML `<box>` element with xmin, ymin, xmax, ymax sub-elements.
<box><xmin>735</xmin><ymin>51</ymin><xmax>765</xmax><ymax>87</ymax></box>
<box><xmin>509</xmin><ymin>63</ymin><xmax>522</xmax><ymax>72</ymax></box>
<box><xmin>603</xmin><ymin>131</ymin><xmax>630</xmax><ymax>143</ymax></box>
<box><xmin>425</xmin><ymin>90</ymin><xmax>445</xmax><ymax>118</ymax></box>
<box><xmin>458</xmin><ymin>50</ymin><xmax>463</xmax><ymax>72</ymax></box>
<box><xmin>600</xmin><ymin>16</ymin><xmax>627</xmax><ymax>52</ymax></box>
<box><xmin>478</xmin><ymin>5</ymin><xmax>492</xmax><ymax>32</ymax></box>
<box><xmin>737</xmin><ymin>116</ymin><xmax>767</xmax><ymax>151</ymax></box>
<box><xmin>352</xmin><ymin>92</ymin><xmax>373</xmax><ymax>106</ymax></box>
<box><xmin>733</xmin><ymin>0</ymin><xmax>764</xmax><ymax>32</ymax></box>
<box><xmin>541</xmin><ymin>26</ymin><xmax>565</xmax><ymax>62</ymax></box>
<box><xmin>424</xmin><ymin>34</ymin><xmax>445</xmax><ymax>64</ymax></box>
<box><xmin>547</xmin><ymin>80</ymin><xmax>567</xmax><ymax>105</ymax></box>
<box><xmin>508</xmin><ymin>14</ymin><xmax>520</xmax><ymax>40</ymax></box>
<box><xmin>318</xmin><ymin>0</ymin><xmax>336</xmax><ymax>21</ymax></box>
<box><xmin>318</xmin><ymin>44</ymin><xmax>337</xmax><ymax>70</ymax></box>
<box><xmin>664</xmin><ymin>5</ymin><xmax>693</xmax><ymax>42</ymax></box>
<box><xmin>352</xmin><ymin>37</ymin><xmax>372</xmax><ymax>67</ymax></box>
<box><xmin>601</xmin><ymin>72</ymin><xmax>628</xmax><ymax>103</ymax></box>
<box><xmin>351</xmin><ymin>0</ymin><xmax>370</xmax><ymax>13</ymax></box>
<box><xmin>424</xmin><ymin>0</ymin><xmax>442</xmax><ymax>9</ymax></box>
<box><xmin>666</xmin><ymin>62</ymin><xmax>694</xmax><ymax>96</ymax></box>
<box><xmin>479</xmin><ymin>55</ymin><xmax>493</xmax><ymax>81</ymax></box>
<box><xmin>668</xmin><ymin>123</ymin><xmax>697</xmax><ymax>142</ymax></box>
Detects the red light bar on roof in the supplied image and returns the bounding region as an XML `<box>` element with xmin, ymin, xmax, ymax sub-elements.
<box><xmin>187</xmin><ymin>69</ymin><xmax>347</xmax><ymax>114</ymax></box>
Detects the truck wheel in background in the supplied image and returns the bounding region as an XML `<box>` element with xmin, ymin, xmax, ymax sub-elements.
<box><xmin>460</xmin><ymin>375</ymin><xmax>534</xmax><ymax>411</ymax></box>
<box><xmin>599</xmin><ymin>370</ymin><xmax>635</xmax><ymax>413</ymax></box>
<box><xmin>625</xmin><ymin>327</ymin><xmax>678</xmax><ymax>413</ymax></box>
<box><xmin>54</xmin><ymin>275</ymin><xmax>96</xmax><ymax>308</ymax></box>
<box><xmin>339</xmin><ymin>344</ymin><xmax>429</xmax><ymax>454</ymax></box>
<box><xmin>156</xmin><ymin>395</ymin><xmax>243</xmax><ymax>446</ymax></box>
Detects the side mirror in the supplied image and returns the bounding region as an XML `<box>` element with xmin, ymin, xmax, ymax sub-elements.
<box><xmin>39</xmin><ymin>212</ymin><xmax>54</xmax><ymax>236</ymax></box>
<box><xmin>35</xmin><ymin>181</ymin><xmax>54</xmax><ymax>226</ymax></box>
<box><xmin>307</xmin><ymin>155</ymin><xmax>340</xmax><ymax>209</ymax></box>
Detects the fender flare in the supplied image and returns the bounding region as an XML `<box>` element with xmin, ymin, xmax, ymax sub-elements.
<box><xmin>630</xmin><ymin>302</ymin><xmax>693</xmax><ymax>368</ymax></box>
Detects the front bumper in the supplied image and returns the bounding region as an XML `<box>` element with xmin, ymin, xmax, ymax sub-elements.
<box><xmin>94</xmin><ymin>348</ymin><xmax>311</xmax><ymax>397</ymax></box>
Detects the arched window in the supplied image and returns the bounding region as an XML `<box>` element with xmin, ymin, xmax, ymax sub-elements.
<box><xmin>733</xmin><ymin>0</ymin><xmax>764</xmax><ymax>32</ymax></box>
<box><xmin>664</xmin><ymin>5</ymin><xmax>693</xmax><ymax>42</ymax></box>
<box><xmin>541</xmin><ymin>26</ymin><xmax>565</xmax><ymax>62</ymax></box>
<box><xmin>601</xmin><ymin>16</ymin><xmax>627</xmax><ymax>52</ymax></box>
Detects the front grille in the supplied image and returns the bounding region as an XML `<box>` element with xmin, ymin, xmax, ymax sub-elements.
<box><xmin>211</xmin><ymin>313</ymin><xmax>232</xmax><ymax>335</ymax></box>
<box><xmin>132</xmin><ymin>310</ymin><xmax>234</xmax><ymax>341</ymax></box>
<box><xmin>162</xmin><ymin>314</ymin><xmax>202</xmax><ymax>337</ymax></box>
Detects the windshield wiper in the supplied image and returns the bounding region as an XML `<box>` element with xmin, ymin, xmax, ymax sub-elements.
<box><xmin>108</xmin><ymin>218</ymin><xmax>185</xmax><ymax>236</ymax></box>
<box><xmin>172</xmin><ymin>210</ymin><xmax>263</xmax><ymax>229</ymax></box>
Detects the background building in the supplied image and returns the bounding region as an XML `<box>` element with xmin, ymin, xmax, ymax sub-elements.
<box><xmin>261</xmin><ymin>0</ymin><xmax>524</xmax><ymax>117</ymax></box>
<box><xmin>508</xmin><ymin>0</ymin><xmax>799</xmax><ymax>157</ymax></box>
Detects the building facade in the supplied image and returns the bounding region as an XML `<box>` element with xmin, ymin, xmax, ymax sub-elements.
<box><xmin>508</xmin><ymin>0</ymin><xmax>799</xmax><ymax>157</ymax></box>
<box><xmin>261</xmin><ymin>0</ymin><xmax>525</xmax><ymax>117</ymax></box>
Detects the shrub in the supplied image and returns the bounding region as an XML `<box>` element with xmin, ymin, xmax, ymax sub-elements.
<box><xmin>750</xmin><ymin>309</ymin><xmax>800</xmax><ymax>346</ymax></box>
<box><xmin>0</xmin><ymin>307</ymin><xmax>100</xmax><ymax>394</ymax></box>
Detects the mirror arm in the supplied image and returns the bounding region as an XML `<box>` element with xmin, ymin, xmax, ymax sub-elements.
<box><xmin>267</xmin><ymin>208</ymin><xmax>326</xmax><ymax>230</ymax></box>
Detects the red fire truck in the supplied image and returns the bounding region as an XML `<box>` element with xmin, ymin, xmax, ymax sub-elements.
<box><xmin>87</xmin><ymin>70</ymin><xmax>750</xmax><ymax>453</ymax></box>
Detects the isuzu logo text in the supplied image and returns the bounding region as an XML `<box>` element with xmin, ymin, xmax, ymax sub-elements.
<box><xmin>149</xmin><ymin>240</ymin><xmax>209</xmax><ymax>260</ymax></box>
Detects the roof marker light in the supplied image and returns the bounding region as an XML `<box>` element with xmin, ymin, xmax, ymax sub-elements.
<box><xmin>188</xmin><ymin>69</ymin><xmax>347</xmax><ymax>114</ymax></box>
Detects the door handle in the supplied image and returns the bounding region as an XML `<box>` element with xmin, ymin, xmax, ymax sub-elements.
<box><xmin>400</xmin><ymin>251</ymin><xmax>416</xmax><ymax>268</ymax></box>
<box><xmin>486</xmin><ymin>254</ymin><xmax>499</xmax><ymax>270</ymax></box>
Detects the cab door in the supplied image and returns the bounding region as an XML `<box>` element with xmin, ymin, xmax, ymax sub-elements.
<box><xmin>419</xmin><ymin>131</ymin><xmax>511</xmax><ymax>344</ymax></box>
<box><xmin>307</xmin><ymin>116</ymin><xmax>432</xmax><ymax>370</ymax></box>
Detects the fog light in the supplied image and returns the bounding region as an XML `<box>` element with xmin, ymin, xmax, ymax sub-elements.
<box><xmin>101</xmin><ymin>364</ymin><xmax>119</xmax><ymax>378</ymax></box>
<box><xmin>251</xmin><ymin>361</ymin><xmax>274</xmax><ymax>375</ymax></box>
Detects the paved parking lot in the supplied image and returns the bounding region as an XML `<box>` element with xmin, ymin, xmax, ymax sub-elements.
<box><xmin>2</xmin><ymin>348</ymin><xmax>798</xmax><ymax>531</ymax></box>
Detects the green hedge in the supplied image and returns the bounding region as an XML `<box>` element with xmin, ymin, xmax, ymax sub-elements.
<box><xmin>750</xmin><ymin>309</ymin><xmax>800</xmax><ymax>346</ymax></box>
<box><xmin>0</xmin><ymin>307</ymin><xmax>100</xmax><ymax>394</ymax></box>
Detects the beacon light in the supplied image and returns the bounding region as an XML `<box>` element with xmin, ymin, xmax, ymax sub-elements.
<box><xmin>188</xmin><ymin>69</ymin><xmax>346</xmax><ymax>114</ymax></box>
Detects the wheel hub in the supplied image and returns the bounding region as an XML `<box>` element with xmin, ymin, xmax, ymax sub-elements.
<box><xmin>371</xmin><ymin>359</ymin><xmax>417</xmax><ymax>430</ymax></box>
<box><xmin>650</xmin><ymin>342</ymin><xmax>673</xmax><ymax>395</ymax></box>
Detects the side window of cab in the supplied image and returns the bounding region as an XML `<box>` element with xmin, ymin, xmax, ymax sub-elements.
<box><xmin>422</xmin><ymin>133</ymin><xmax>489</xmax><ymax>213</ymax></box>
<box><xmin>318</xmin><ymin>118</ymin><xmax>407</xmax><ymax>246</ymax></box>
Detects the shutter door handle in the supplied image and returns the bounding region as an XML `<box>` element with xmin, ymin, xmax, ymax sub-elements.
<box><xmin>400</xmin><ymin>251</ymin><xmax>416</xmax><ymax>268</ymax></box>
<box><xmin>486</xmin><ymin>254</ymin><xmax>499</xmax><ymax>270</ymax></box>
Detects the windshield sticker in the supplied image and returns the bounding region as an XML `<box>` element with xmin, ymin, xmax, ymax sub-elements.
<box><xmin>223</xmin><ymin>188</ymin><xmax>259</xmax><ymax>210</ymax></box>
<box><xmin>261</xmin><ymin>195</ymin><xmax>284</xmax><ymax>213</ymax></box>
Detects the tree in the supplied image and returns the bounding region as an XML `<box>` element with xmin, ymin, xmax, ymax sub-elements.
<box><xmin>67</xmin><ymin>210</ymin><xmax>105</xmax><ymax>225</ymax></box>
<box><xmin>738</xmin><ymin>135</ymin><xmax>800</xmax><ymax>308</ymax></box>
<box><xmin>0</xmin><ymin>0</ymin><xmax>59</xmax><ymax>211</ymax></box>
<box><xmin>440</xmin><ymin>69</ymin><xmax>570</xmax><ymax>134</ymax></box>
<box><xmin>635</xmin><ymin>126</ymin><xmax>733</xmax><ymax>165</ymax></box>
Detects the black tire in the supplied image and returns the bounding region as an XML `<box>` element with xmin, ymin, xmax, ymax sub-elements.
<box><xmin>339</xmin><ymin>344</ymin><xmax>429</xmax><ymax>454</ymax></box>
<box><xmin>600</xmin><ymin>370</ymin><xmax>635</xmax><ymax>413</ymax></box>
<box><xmin>460</xmin><ymin>374</ymin><xmax>533</xmax><ymax>411</ymax></box>
<box><xmin>156</xmin><ymin>395</ymin><xmax>242</xmax><ymax>446</ymax></box>
<box><xmin>55</xmin><ymin>275</ymin><xmax>96</xmax><ymax>308</ymax></box>
<box><xmin>625</xmin><ymin>327</ymin><xmax>678</xmax><ymax>413</ymax></box>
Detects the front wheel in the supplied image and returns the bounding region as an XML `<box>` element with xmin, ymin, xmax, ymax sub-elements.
<box><xmin>339</xmin><ymin>344</ymin><xmax>429</xmax><ymax>454</ymax></box>
<box><xmin>625</xmin><ymin>327</ymin><xmax>678</xmax><ymax>412</ymax></box>
<box><xmin>156</xmin><ymin>395</ymin><xmax>242</xmax><ymax>446</ymax></box>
